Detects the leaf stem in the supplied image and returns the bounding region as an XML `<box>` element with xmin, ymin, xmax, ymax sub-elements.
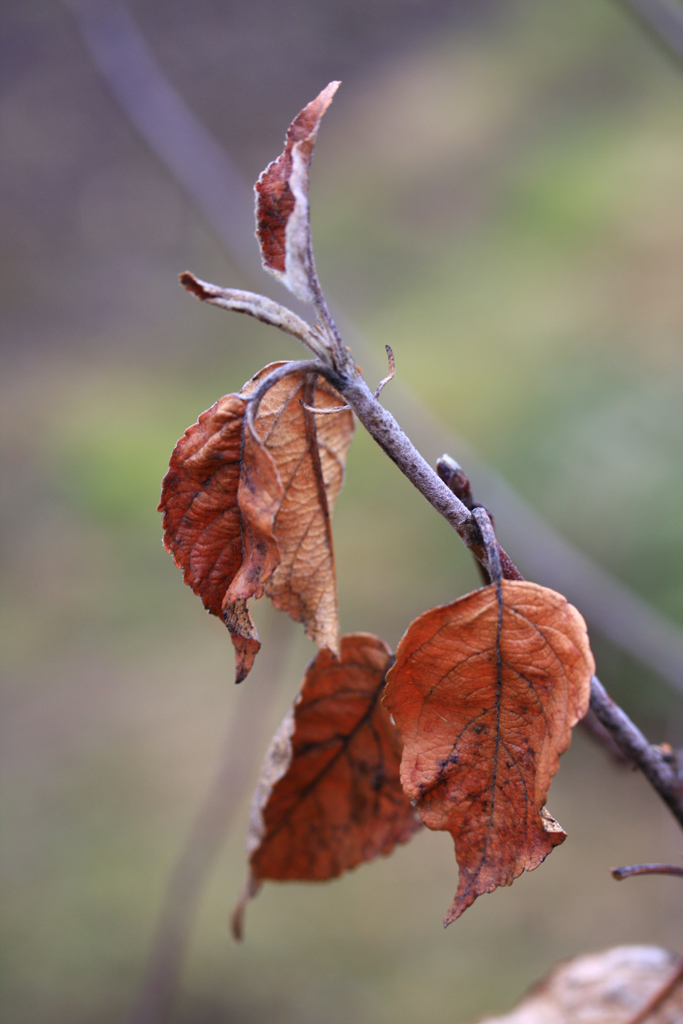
<box><xmin>472</xmin><ymin>507</ymin><xmax>502</xmax><ymax>584</ymax></box>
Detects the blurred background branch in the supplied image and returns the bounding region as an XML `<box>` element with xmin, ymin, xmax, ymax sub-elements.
<box><xmin>125</xmin><ymin>613</ymin><xmax>290</xmax><ymax>1024</ymax></box>
<box><xmin>619</xmin><ymin>0</ymin><xmax>683</xmax><ymax>67</ymax></box>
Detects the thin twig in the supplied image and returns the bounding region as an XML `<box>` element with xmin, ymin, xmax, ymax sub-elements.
<box><xmin>590</xmin><ymin>676</ymin><xmax>683</xmax><ymax>827</ymax></box>
<box><xmin>126</xmin><ymin>614</ymin><xmax>290</xmax><ymax>1024</ymax></box>
<box><xmin>581</xmin><ymin>707</ymin><xmax>633</xmax><ymax>764</ymax></box>
<box><xmin>621</xmin><ymin>955</ymin><xmax>683</xmax><ymax>1024</ymax></box>
<box><xmin>612</xmin><ymin>862</ymin><xmax>683</xmax><ymax>880</ymax></box>
<box><xmin>180</xmin><ymin>273</ymin><xmax>331</xmax><ymax>362</ymax></box>
<box><xmin>374</xmin><ymin>344</ymin><xmax>395</xmax><ymax>398</ymax></box>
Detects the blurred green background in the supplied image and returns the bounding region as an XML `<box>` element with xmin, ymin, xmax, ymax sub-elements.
<box><xmin>1</xmin><ymin>1</ymin><xmax>682</xmax><ymax>1022</ymax></box>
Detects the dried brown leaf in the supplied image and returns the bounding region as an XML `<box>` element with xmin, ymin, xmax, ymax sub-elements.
<box><xmin>233</xmin><ymin>634</ymin><xmax>420</xmax><ymax>937</ymax></box>
<box><xmin>255</xmin><ymin>81</ymin><xmax>340</xmax><ymax>303</ymax></box>
<box><xmin>384</xmin><ymin>580</ymin><xmax>594</xmax><ymax>925</ymax></box>
<box><xmin>159</xmin><ymin>361</ymin><xmax>353</xmax><ymax>677</ymax></box>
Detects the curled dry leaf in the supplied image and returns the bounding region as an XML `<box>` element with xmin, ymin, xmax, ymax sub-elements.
<box><xmin>242</xmin><ymin>364</ymin><xmax>354</xmax><ymax>656</ymax></box>
<box><xmin>232</xmin><ymin>634</ymin><xmax>421</xmax><ymax>939</ymax></box>
<box><xmin>384</xmin><ymin>579</ymin><xmax>594</xmax><ymax>925</ymax></box>
<box><xmin>222</xmin><ymin>598</ymin><xmax>261</xmax><ymax>685</ymax></box>
<box><xmin>255</xmin><ymin>81</ymin><xmax>340</xmax><ymax>304</ymax></box>
<box><xmin>474</xmin><ymin>945</ymin><xmax>683</xmax><ymax>1024</ymax></box>
<box><xmin>159</xmin><ymin>361</ymin><xmax>353</xmax><ymax>680</ymax></box>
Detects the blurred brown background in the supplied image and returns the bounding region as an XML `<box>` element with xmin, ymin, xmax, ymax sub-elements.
<box><xmin>2</xmin><ymin>2</ymin><xmax>682</xmax><ymax>1022</ymax></box>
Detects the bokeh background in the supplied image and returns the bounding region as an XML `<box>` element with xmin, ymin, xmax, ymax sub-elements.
<box><xmin>2</xmin><ymin>1</ymin><xmax>682</xmax><ymax>1022</ymax></box>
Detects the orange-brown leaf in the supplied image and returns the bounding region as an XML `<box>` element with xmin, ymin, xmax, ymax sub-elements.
<box><xmin>243</xmin><ymin>365</ymin><xmax>354</xmax><ymax>655</ymax></box>
<box><xmin>255</xmin><ymin>81</ymin><xmax>340</xmax><ymax>302</ymax></box>
<box><xmin>159</xmin><ymin>361</ymin><xmax>353</xmax><ymax>677</ymax></box>
<box><xmin>233</xmin><ymin>634</ymin><xmax>420</xmax><ymax>936</ymax></box>
<box><xmin>384</xmin><ymin>580</ymin><xmax>594</xmax><ymax>925</ymax></box>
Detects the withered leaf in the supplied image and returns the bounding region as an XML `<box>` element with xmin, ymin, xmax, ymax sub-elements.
<box><xmin>158</xmin><ymin>388</ymin><xmax>282</xmax><ymax>681</ymax></box>
<box><xmin>384</xmin><ymin>580</ymin><xmax>594</xmax><ymax>925</ymax></box>
<box><xmin>255</xmin><ymin>81</ymin><xmax>340</xmax><ymax>303</ymax></box>
<box><xmin>233</xmin><ymin>634</ymin><xmax>421</xmax><ymax>937</ymax></box>
<box><xmin>241</xmin><ymin>363</ymin><xmax>354</xmax><ymax>656</ymax></box>
<box><xmin>159</xmin><ymin>361</ymin><xmax>353</xmax><ymax>678</ymax></box>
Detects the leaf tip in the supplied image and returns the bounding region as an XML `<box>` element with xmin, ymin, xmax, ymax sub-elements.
<box><xmin>231</xmin><ymin>875</ymin><xmax>260</xmax><ymax>942</ymax></box>
<box><xmin>224</xmin><ymin>599</ymin><xmax>261</xmax><ymax>684</ymax></box>
<box><xmin>443</xmin><ymin>891</ymin><xmax>473</xmax><ymax>928</ymax></box>
<box><xmin>231</xmin><ymin>637</ymin><xmax>260</xmax><ymax>684</ymax></box>
<box><xmin>318</xmin><ymin>79</ymin><xmax>341</xmax><ymax>108</ymax></box>
<box><xmin>179</xmin><ymin>271</ymin><xmax>207</xmax><ymax>300</ymax></box>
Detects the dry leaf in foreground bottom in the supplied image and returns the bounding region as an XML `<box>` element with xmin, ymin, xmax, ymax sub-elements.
<box><xmin>384</xmin><ymin>579</ymin><xmax>594</xmax><ymax>925</ymax></box>
<box><xmin>232</xmin><ymin>634</ymin><xmax>421</xmax><ymax>938</ymax></box>
<box><xmin>474</xmin><ymin>945</ymin><xmax>683</xmax><ymax>1024</ymax></box>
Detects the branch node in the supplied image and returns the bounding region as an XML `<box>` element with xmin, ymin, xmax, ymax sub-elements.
<box><xmin>437</xmin><ymin>454</ymin><xmax>474</xmax><ymax>509</ymax></box>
